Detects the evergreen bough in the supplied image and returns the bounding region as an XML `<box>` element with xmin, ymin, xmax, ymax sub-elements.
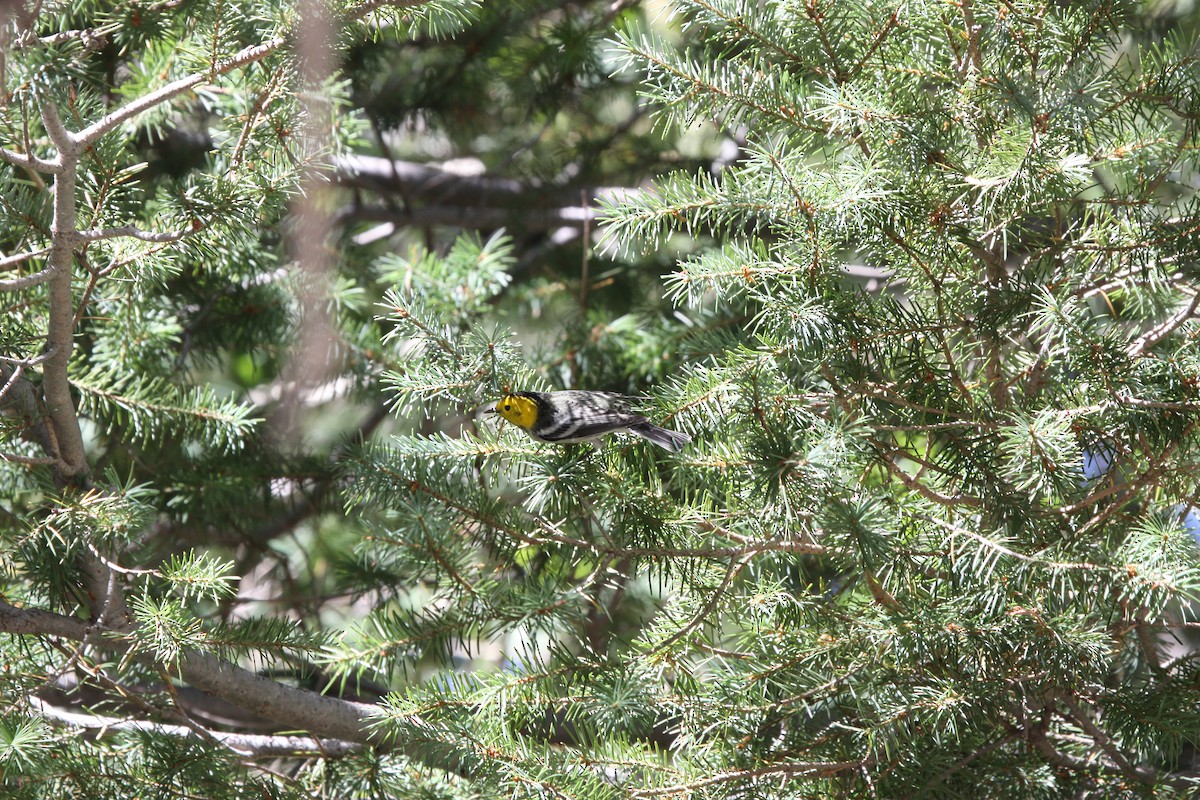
<box><xmin>2</xmin><ymin>1</ymin><xmax>1200</xmax><ymax>798</ymax></box>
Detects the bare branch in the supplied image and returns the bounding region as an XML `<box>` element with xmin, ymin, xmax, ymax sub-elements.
<box><xmin>647</xmin><ymin>553</ymin><xmax>750</xmax><ymax>657</ymax></box>
<box><xmin>345</xmin><ymin>202</ymin><xmax>597</xmax><ymax>233</ymax></box>
<box><xmin>0</xmin><ymin>364</ymin><xmax>58</xmax><ymax>457</ymax></box>
<box><xmin>0</xmin><ymin>247</ymin><xmax>50</xmax><ymax>271</ymax></box>
<box><xmin>0</xmin><ymin>452</ymin><xmax>57</xmax><ymax>465</ymax></box>
<box><xmin>273</xmin><ymin>0</ymin><xmax>339</xmax><ymax>440</ymax></box>
<box><xmin>0</xmin><ymin>362</ymin><xmax>25</xmax><ymax>404</ymax></box>
<box><xmin>0</xmin><ymin>599</ymin><xmax>389</xmax><ymax>752</ymax></box>
<box><xmin>1127</xmin><ymin>290</ymin><xmax>1200</xmax><ymax>357</ymax></box>
<box><xmin>1057</xmin><ymin>695</ymin><xmax>1159</xmax><ymax>786</ymax></box>
<box><xmin>39</xmin><ymin>103</ymin><xmax>89</xmax><ymax>481</ymax></box>
<box><xmin>337</xmin><ymin>154</ymin><xmax>526</xmax><ymax>205</ymax></box>
<box><xmin>39</xmin><ymin>99</ymin><xmax>79</xmax><ymax>155</ymax></box>
<box><xmin>76</xmin><ymin>225</ymin><xmax>193</xmax><ymax>243</ymax></box>
<box><xmin>0</xmin><ymin>265</ymin><xmax>54</xmax><ymax>291</ymax></box>
<box><xmin>31</xmin><ymin>698</ymin><xmax>362</xmax><ymax>757</ymax></box>
<box><xmin>335</xmin><ymin>154</ymin><xmax>629</xmax><ymax>231</ymax></box>
<box><xmin>879</xmin><ymin>449</ymin><xmax>983</xmax><ymax>508</ymax></box>
<box><xmin>0</xmin><ymin>146</ymin><xmax>61</xmax><ymax>173</ymax></box>
<box><xmin>74</xmin><ymin>37</ymin><xmax>287</xmax><ymax>146</ymax></box>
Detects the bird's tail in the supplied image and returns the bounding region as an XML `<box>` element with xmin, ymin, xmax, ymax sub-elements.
<box><xmin>627</xmin><ymin>422</ymin><xmax>691</xmax><ymax>453</ymax></box>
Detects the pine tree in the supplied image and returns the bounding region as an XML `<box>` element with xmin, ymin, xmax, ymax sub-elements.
<box><xmin>3</xmin><ymin>0</ymin><xmax>1200</xmax><ymax>798</ymax></box>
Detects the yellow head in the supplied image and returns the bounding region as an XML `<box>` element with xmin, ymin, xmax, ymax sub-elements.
<box><xmin>494</xmin><ymin>394</ymin><xmax>539</xmax><ymax>431</ymax></box>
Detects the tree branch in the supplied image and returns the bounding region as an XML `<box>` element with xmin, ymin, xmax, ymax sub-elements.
<box><xmin>1057</xmin><ymin>695</ymin><xmax>1158</xmax><ymax>786</ymax></box>
<box><xmin>345</xmin><ymin>202</ymin><xmax>597</xmax><ymax>233</ymax></box>
<box><xmin>0</xmin><ymin>247</ymin><xmax>50</xmax><ymax>271</ymax></box>
<box><xmin>38</xmin><ymin>101</ymin><xmax>88</xmax><ymax>482</ymax></box>
<box><xmin>631</xmin><ymin>760</ymin><xmax>863</xmax><ymax>797</ymax></box>
<box><xmin>74</xmin><ymin>37</ymin><xmax>287</xmax><ymax>147</ymax></box>
<box><xmin>31</xmin><ymin>697</ymin><xmax>362</xmax><ymax>758</ymax></box>
<box><xmin>0</xmin><ymin>364</ymin><xmax>58</xmax><ymax>457</ymax></box>
<box><xmin>1126</xmin><ymin>289</ymin><xmax>1200</xmax><ymax>357</ymax></box>
<box><xmin>1026</xmin><ymin>710</ymin><xmax>1200</xmax><ymax>790</ymax></box>
<box><xmin>0</xmin><ymin>600</ymin><xmax>389</xmax><ymax>751</ymax></box>
<box><xmin>335</xmin><ymin>154</ymin><xmax>629</xmax><ymax>232</ymax></box>
<box><xmin>75</xmin><ymin>225</ymin><xmax>194</xmax><ymax>243</ymax></box>
<box><xmin>0</xmin><ymin>146</ymin><xmax>61</xmax><ymax>173</ymax></box>
<box><xmin>0</xmin><ymin>264</ymin><xmax>54</xmax><ymax>291</ymax></box>
<box><xmin>346</xmin><ymin>0</ymin><xmax>437</xmax><ymax>22</ymax></box>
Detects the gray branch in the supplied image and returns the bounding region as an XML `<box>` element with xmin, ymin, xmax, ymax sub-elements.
<box><xmin>31</xmin><ymin>698</ymin><xmax>362</xmax><ymax>758</ymax></box>
<box><xmin>335</xmin><ymin>154</ymin><xmax>633</xmax><ymax>232</ymax></box>
<box><xmin>346</xmin><ymin>202</ymin><xmax>597</xmax><ymax>232</ymax></box>
<box><xmin>0</xmin><ymin>600</ymin><xmax>389</xmax><ymax>751</ymax></box>
<box><xmin>0</xmin><ymin>364</ymin><xmax>57</xmax><ymax>456</ymax></box>
<box><xmin>76</xmin><ymin>225</ymin><xmax>193</xmax><ymax>243</ymax></box>
<box><xmin>0</xmin><ymin>247</ymin><xmax>51</xmax><ymax>270</ymax></box>
<box><xmin>74</xmin><ymin>37</ymin><xmax>287</xmax><ymax>147</ymax></box>
<box><xmin>0</xmin><ymin>265</ymin><xmax>54</xmax><ymax>291</ymax></box>
<box><xmin>39</xmin><ymin>100</ymin><xmax>89</xmax><ymax>481</ymax></box>
<box><xmin>1127</xmin><ymin>289</ymin><xmax>1200</xmax><ymax>357</ymax></box>
<box><xmin>0</xmin><ymin>146</ymin><xmax>61</xmax><ymax>173</ymax></box>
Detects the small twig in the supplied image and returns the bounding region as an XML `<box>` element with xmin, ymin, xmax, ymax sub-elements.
<box><xmin>879</xmin><ymin>449</ymin><xmax>982</xmax><ymax>508</ymax></box>
<box><xmin>921</xmin><ymin>515</ymin><xmax>1107</xmax><ymax>572</ymax></box>
<box><xmin>959</xmin><ymin>0</ymin><xmax>984</xmax><ymax>76</ymax></box>
<box><xmin>232</xmin><ymin>66</ymin><xmax>287</xmax><ymax>166</ymax></box>
<box><xmin>0</xmin><ymin>452</ymin><xmax>57</xmax><ymax>467</ymax></box>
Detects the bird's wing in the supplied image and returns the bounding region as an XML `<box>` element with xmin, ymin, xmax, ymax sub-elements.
<box><xmin>536</xmin><ymin>395</ymin><xmax>648</xmax><ymax>440</ymax></box>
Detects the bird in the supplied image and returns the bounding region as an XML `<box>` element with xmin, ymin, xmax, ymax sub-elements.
<box><xmin>490</xmin><ymin>390</ymin><xmax>690</xmax><ymax>452</ymax></box>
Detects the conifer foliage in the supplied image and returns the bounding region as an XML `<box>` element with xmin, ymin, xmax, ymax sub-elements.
<box><xmin>3</xmin><ymin>0</ymin><xmax>1200</xmax><ymax>798</ymax></box>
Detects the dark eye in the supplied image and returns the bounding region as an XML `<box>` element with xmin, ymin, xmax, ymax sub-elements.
<box><xmin>504</xmin><ymin>404</ymin><xmax>511</xmax><ymax>411</ymax></box>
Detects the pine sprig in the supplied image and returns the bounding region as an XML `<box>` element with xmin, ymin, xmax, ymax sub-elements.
<box><xmin>71</xmin><ymin>367</ymin><xmax>260</xmax><ymax>452</ymax></box>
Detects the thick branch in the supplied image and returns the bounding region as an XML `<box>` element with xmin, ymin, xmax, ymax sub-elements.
<box><xmin>337</xmin><ymin>154</ymin><xmax>528</xmax><ymax>206</ymax></box>
<box><xmin>40</xmin><ymin>102</ymin><xmax>89</xmax><ymax>481</ymax></box>
<box><xmin>32</xmin><ymin>698</ymin><xmax>363</xmax><ymax>757</ymax></box>
<box><xmin>0</xmin><ymin>364</ymin><xmax>57</xmax><ymax>456</ymax></box>
<box><xmin>346</xmin><ymin>202</ymin><xmax>596</xmax><ymax>233</ymax></box>
<box><xmin>0</xmin><ymin>600</ymin><xmax>387</xmax><ymax>750</ymax></box>
<box><xmin>335</xmin><ymin>154</ymin><xmax>630</xmax><ymax>232</ymax></box>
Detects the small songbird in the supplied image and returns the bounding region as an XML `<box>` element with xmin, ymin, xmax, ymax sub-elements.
<box><xmin>491</xmin><ymin>391</ymin><xmax>690</xmax><ymax>452</ymax></box>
